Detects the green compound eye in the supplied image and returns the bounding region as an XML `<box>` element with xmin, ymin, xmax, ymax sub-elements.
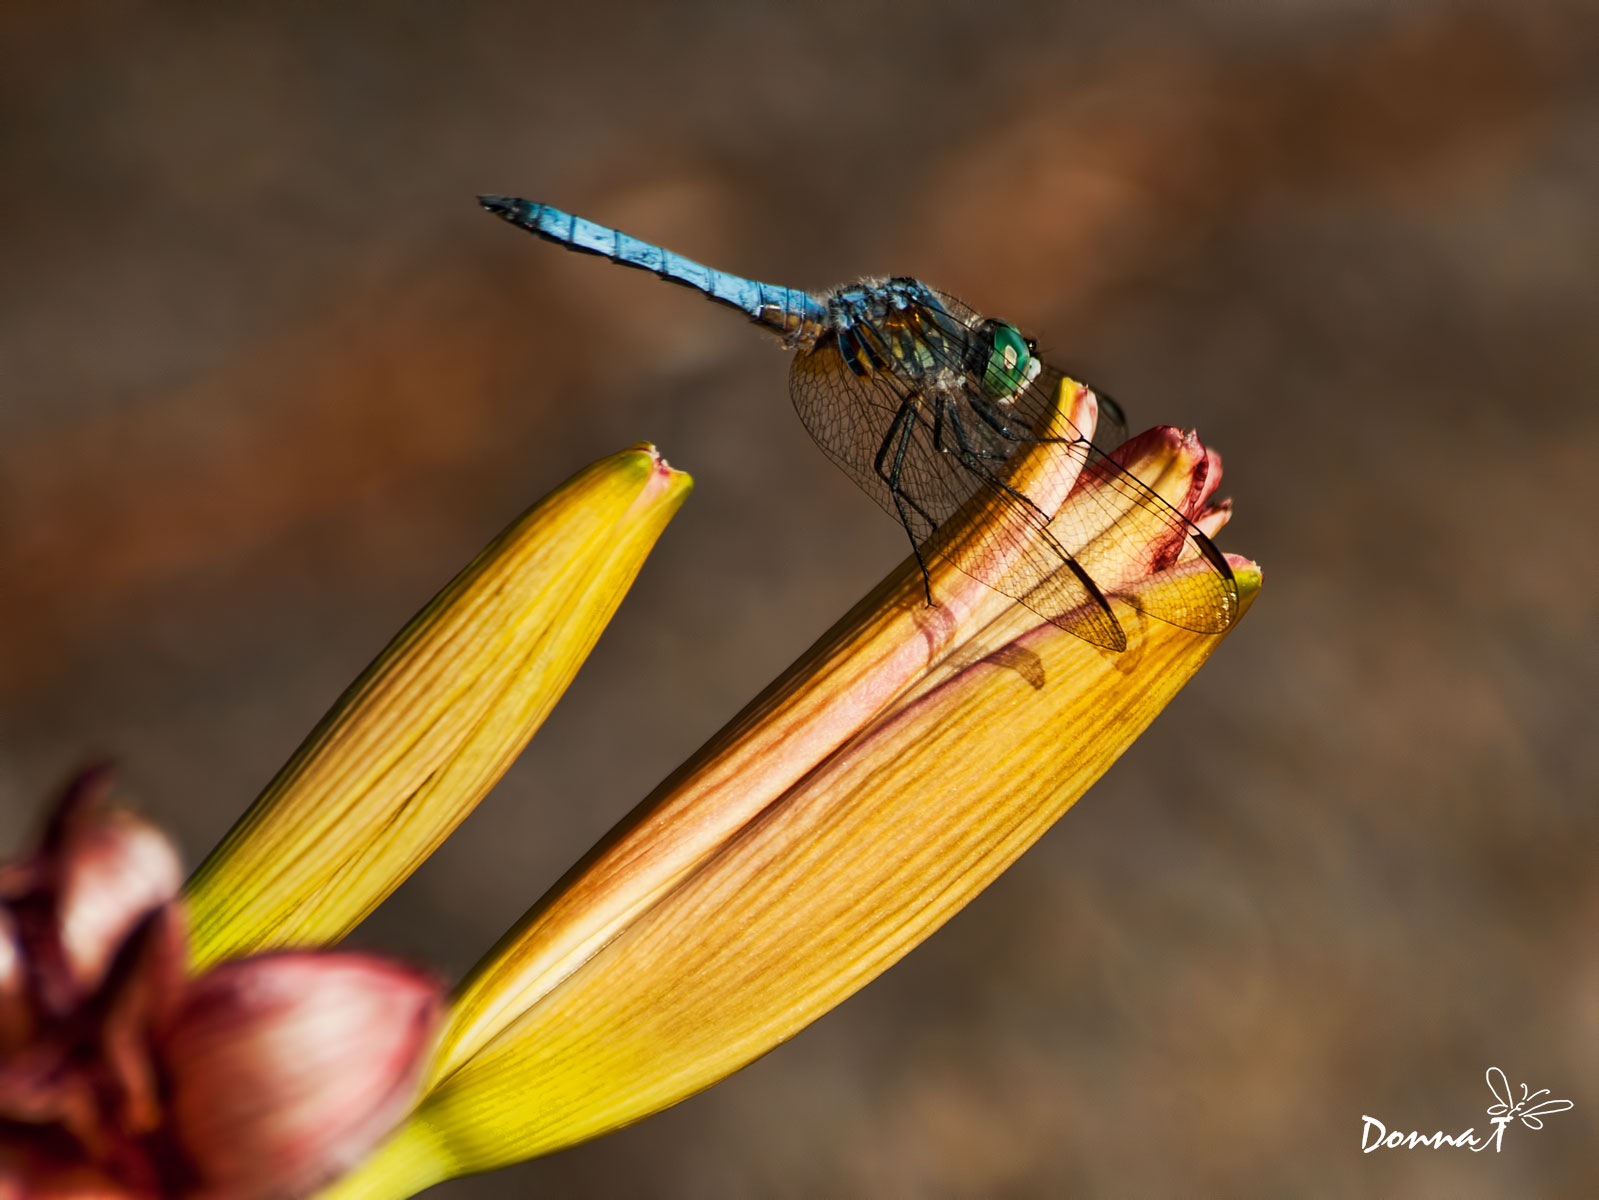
<box><xmin>979</xmin><ymin>320</ymin><xmax>1041</xmax><ymax>399</ymax></box>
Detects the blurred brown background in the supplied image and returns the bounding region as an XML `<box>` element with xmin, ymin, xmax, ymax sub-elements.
<box><xmin>2</xmin><ymin>1</ymin><xmax>1595</xmax><ymax>1196</ymax></box>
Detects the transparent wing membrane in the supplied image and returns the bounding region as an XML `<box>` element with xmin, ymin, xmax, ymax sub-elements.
<box><xmin>790</xmin><ymin>346</ymin><xmax>1127</xmax><ymax>649</ymax></box>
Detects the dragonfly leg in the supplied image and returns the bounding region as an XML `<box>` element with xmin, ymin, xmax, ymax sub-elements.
<box><xmin>968</xmin><ymin>393</ymin><xmax>1071</xmax><ymax>446</ymax></box>
<box><xmin>873</xmin><ymin>396</ymin><xmax>937</xmax><ymax>605</ymax></box>
<box><xmin>937</xmin><ymin>395</ymin><xmax>1053</xmax><ymax>524</ymax></box>
<box><xmin>933</xmin><ymin>398</ymin><xmax>1008</xmax><ymax>464</ymax></box>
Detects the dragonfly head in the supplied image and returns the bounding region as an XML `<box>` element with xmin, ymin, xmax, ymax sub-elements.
<box><xmin>974</xmin><ymin>319</ymin><xmax>1043</xmax><ymax>402</ymax></box>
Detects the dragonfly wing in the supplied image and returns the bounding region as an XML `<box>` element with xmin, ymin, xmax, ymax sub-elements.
<box><xmin>1058</xmin><ymin>442</ymin><xmax>1239</xmax><ymax>633</ymax></box>
<box><xmin>990</xmin><ymin>366</ymin><xmax>1239</xmax><ymax>634</ymax></box>
<box><xmin>1090</xmin><ymin>386</ymin><xmax>1129</xmax><ymax>452</ymax></box>
<box><xmin>790</xmin><ymin>341</ymin><xmax>1126</xmax><ymax>650</ymax></box>
<box><xmin>788</xmin><ymin>335</ymin><xmax>909</xmax><ymax>522</ymax></box>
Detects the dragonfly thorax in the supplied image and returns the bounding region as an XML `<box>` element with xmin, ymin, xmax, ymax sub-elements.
<box><xmin>822</xmin><ymin>279</ymin><xmax>1041</xmax><ymax>408</ymax></box>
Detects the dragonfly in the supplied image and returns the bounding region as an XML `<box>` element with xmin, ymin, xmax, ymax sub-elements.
<box><xmin>480</xmin><ymin>195</ymin><xmax>1237</xmax><ymax>651</ymax></box>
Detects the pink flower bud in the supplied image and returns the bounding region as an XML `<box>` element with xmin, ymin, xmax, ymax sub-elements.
<box><xmin>162</xmin><ymin>954</ymin><xmax>442</xmax><ymax>1200</ymax></box>
<box><xmin>1</xmin><ymin>771</ymin><xmax>444</xmax><ymax>1200</ymax></box>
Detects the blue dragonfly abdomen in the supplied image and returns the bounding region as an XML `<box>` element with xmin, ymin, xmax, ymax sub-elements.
<box><xmin>479</xmin><ymin>196</ymin><xmax>827</xmax><ymax>340</ymax></box>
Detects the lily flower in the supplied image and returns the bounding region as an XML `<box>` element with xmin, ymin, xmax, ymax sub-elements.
<box><xmin>323</xmin><ymin>380</ymin><xmax>1261</xmax><ymax>1196</ymax></box>
<box><xmin>0</xmin><ymin>766</ymin><xmax>444</xmax><ymax>1199</ymax></box>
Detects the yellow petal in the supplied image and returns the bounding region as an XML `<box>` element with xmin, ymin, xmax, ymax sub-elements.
<box><xmin>184</xmin><ymin>445</ymin><xmax>691</xmax><ymax>969</ymax></box>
